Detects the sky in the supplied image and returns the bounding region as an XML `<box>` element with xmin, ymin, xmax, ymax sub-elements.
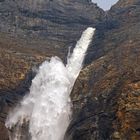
<box><xmin>92</xmin><ymin>0</ymin><xmax>119</xmax><ymax>11</ymax></box>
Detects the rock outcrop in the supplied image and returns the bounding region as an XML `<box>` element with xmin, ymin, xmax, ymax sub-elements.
<box><xmin>0</xmin><ymin>0</ymin><xmax>104</xmax><ymax>88</ymax></box>
<box><xmin>66</xmin><ymin>0</ymin><xmax>140</xmax><ymax>140</ymax></box>
<box><xmin>0</xmin><ymin>0</ymin><xmax>104</xmax><ymax>45</ymax></box>
<box><xmin>0</xmin><ymin>0</ymin><xmax>140</xmax><ymax>140</ymax></box>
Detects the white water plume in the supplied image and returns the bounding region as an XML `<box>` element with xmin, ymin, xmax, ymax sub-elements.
<box><xmin>5</xmin><ymin>27</ymin><xmax>95</xmax><ymax>140</ymax></box>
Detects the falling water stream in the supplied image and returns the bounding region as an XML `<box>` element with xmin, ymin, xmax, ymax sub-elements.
<box><xmin>5</xmin><ymin>27</ymin><xmax>95</xmax><ymax>140</ymax></box>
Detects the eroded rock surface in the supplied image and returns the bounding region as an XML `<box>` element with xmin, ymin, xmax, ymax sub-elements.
<box><xmin>0</xmin><ymin>0</ymin><xmax>104</xmax><ymax>46</ymax></box>
<box><xmin>66</xmin><ymin>0</ymin><xmax>140</xmax><ymax>139</ymax></box>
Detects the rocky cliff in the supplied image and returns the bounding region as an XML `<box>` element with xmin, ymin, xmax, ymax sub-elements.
<box><xmin>0</xmin><ymin>0</ymin><xmax>104</xmax><ymax>45</ymax></box>
<box><xmin>0</xmin><ymin>0</ymin><xmax>140</xmax><ymax>140</ymax></box>
<box><xmin>66</xmin><ymin>0</ymin><xmax>140</xmax><ymax>139</ymax></box>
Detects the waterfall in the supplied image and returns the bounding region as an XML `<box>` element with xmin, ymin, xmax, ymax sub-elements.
<box><xmin>5</xmin><ymin>27</ymin><xmax>95</xmax><ymax>140</ymax></box>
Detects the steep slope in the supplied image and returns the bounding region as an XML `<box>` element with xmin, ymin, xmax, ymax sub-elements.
<box><xmin>0</xmin><ymin>0</ymin><xmax>105</xmax><ymax>91</ymax></box>
<box><xmin>0</xmin><ymin>0</ymin><xmax>105</xmax><ymax>140</ymax></box>
<box><xmin>0</xmin><ymin>0</ymin><xmax>104</xmax><ymax>44</ymax></box>
<box><xmin>0</xmin><ymin>0</ymin><xmax>104</xmax><ymax>90</ymax></box>
<box><xmin>66</xmin><ymin>0</ymin><xmax>140</xmax><ymax>140</ymax></box>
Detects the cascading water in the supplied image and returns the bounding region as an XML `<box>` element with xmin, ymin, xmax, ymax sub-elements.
<box><xmin>5</xmin><ymin>27</ymin><xmax>95</xmax><ymax>140</ymax></box>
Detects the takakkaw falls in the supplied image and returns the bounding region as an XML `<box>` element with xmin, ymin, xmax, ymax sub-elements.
<box><xmin>5</xmin><ymin>27</ymin><xmax>95</xmax><ymax>140</ymax></box>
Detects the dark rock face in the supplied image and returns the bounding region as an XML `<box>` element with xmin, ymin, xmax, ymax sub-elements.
<box><xmin>0</xmin><ymin>0</ymin><xmax>105</xmax><ymax>69</ymax></box>
<box><xmin>65</xmin><ymin>0</ymin><xmax>140</xmax><ymax>140</ymax></box>
<box><xmin>0</xmin><ymin>0</ymin><xmax>104</xmax><ymax>44</ymax></box>
<box><xmin>0</xmin><ymin>0</ymin><xmax>105</xmax><ymax>139</ymax></box>
<box><xmin>0</xmin><ymin>0</ymin><xmax>140</xmax><ymax>140</ymax></box>
<box><xmin>0</xmin><ymin>0</ymin><xmax>104</xmax><ymax>89</ymax></box>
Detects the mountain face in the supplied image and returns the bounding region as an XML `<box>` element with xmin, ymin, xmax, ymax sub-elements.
<box><xmin>66</xmin><ymin>0</ymin><xmax>140</xmax><ymax>140</ymax></box>
<box><xmin>0</xmin><ymin>0</ymin><xmax>104</xmax><ymax>91</ymax></box>
<box><xmin>0</xmin><ymin>0</ymin><xmax>140</xmax><ymax>140</ymax></box>
<box><xmin>0</xmin><ymin>0</ymin><xmax>104</xmax><ymax>44</ymax></box>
